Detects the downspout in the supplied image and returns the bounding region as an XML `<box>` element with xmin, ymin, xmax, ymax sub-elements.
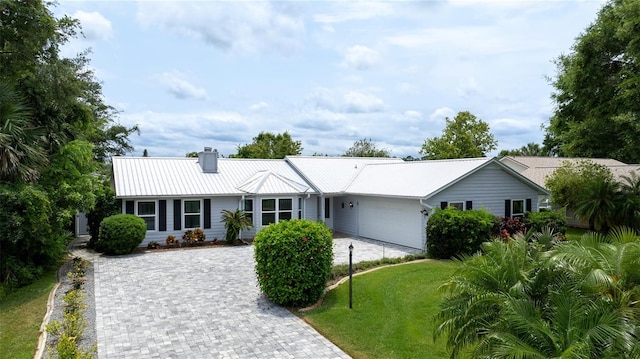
<box><xmin>239</xmin><ymin>195</ymin><xmax>245</xmax><ymax>241</ymax></box>
<box><xmin>303</xmin><ymin>193</ymin><xmax>311</xmax><ymax>219</ymax></box>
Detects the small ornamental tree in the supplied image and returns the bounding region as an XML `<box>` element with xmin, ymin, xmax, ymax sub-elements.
<box><xmin>254</xmin><ymin>220</ymin><xmax>333</xmax><ymax>307</ymax></box>
<box><xmin>96</xmin><ymin>214</ymin><xmax>146</xmax><ymax>255</ymax></box>
<box><xmin>426</xmin><ymin>207</ymin><xmax>499</xmax><ymax>259</ymax></box>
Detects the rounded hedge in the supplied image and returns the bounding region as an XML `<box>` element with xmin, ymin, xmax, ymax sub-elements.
<box><xmin>254</xmin><ymin>219</ymin><xmax>333</xmax><ymax>307</ymax></box>
<box><xmin>96</xmin><ymin>214</ymin><xmax>147</xmax><ymax>255</ymax></box>
<box><xmin>426</xmin><ymin>208</ymin><xmax>499</xmax><ymax>259</ymax></box>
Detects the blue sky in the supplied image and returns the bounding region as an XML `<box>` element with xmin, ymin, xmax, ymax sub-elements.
<box><xmin>54</xmin><ymin>0</ymin><xmax>605</xmax><ymax>158</ymax></box>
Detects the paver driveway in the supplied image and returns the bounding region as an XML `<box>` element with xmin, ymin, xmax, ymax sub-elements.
<box><xmin>94</xmin><ymin>245</ymin><xmax>350</xmax><ymax>359</ymax></box>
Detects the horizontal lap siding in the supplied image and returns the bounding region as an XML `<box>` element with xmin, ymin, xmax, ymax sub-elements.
<box><xmin>333</xmin><ymin>195</ymin><xmax>358</xmax><ymax>235</ymax></box>
<box><xmin>429</xmin><ymin>164</ymin><xmax>540</xmax><ymax>217</ymax></box>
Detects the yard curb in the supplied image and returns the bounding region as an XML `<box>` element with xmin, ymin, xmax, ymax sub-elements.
<box><xmin>299</xmin><ymin>258</ymin><xmax>433</xmax><ymax>312</ymax></box>
<box><xmin>33</xmin><ymin>263</ymin><xmax>66</xmax><ymax>359</ymax></box>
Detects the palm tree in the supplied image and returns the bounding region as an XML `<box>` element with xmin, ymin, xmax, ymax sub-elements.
<box><xmin>618</xmin><ymin>171</ymin><xmax>640</xmax><ymax>229</ymax></box>
<box><xmin>0</xmin><ymin>81</ymin><xmax>47</xmax><ymax>182</ymax></box>
<box><xmin>220</xmin><ymin>209</ymin><xmax>253</xmax><ymax>245</ymax></box>
<box><xmin>435</xmin><ymin>231</ymin><xmax>640</xmax><ymax>358</ymax></box>
<box><xmin>573</xmin><ymin>176</ymin><xmax>620</xmax><ymax>232</ymax></box>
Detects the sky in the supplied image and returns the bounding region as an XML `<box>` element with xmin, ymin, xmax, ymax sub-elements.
<box><xmin>53</xmin><ymin>0</ymin><xmax>606</xmax><ymax>159</ymax></box>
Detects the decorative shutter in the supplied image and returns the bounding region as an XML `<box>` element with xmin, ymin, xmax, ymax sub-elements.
<box><xmin>159</xmin><ymin>200</ymin><xmax>167</xmax><ymax>232</ymax></box>
<box><xmin>440</xmin><ymin>201</ymin><xmax>448</xmax><ymax>210</ymax></box>
<box><xmin>526</xmin><ymin>198</ymin><xmax>532</xmax><ymax>213</ymax></box>
<box><xmin>505</xmin><ymin>200</ymin><xmax>511</xmax><ymax>218</ymax></box>
<box><xmin>204</xmin><ymin>199</ymin><xmax>211</xmax><ymax>229</ymax></box>
<box><xmin>125</xmin><ymin>200</ymin><xmax>134</xmax><ymax>214</ymax></box>
<box><xmin>466</xmin><ymin>201</ymin><xmax>473</xmax><ymax>210</ymax></box>
<box><xmin>117</xmin><ymin>199</ymin><xmax>123</xmax><ymax>213</ymax></box>
<box><xmin>173</xmin><ymin>199</ymin><xmax>181</xmax><ymax>230</ymax></box>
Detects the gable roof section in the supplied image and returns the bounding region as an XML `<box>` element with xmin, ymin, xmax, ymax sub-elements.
<box><xmin>345</xmin><ymin>157</ymin><xmax>548</xmax><ymax>199</ymax></box>
<box><xmin>236</xmin><ymin>170</ymin><xmax>311</xmax><ymax>194</ymax></box>
<box><xmin>285</xmin><ymin>156</ymin><xmax>404</xmax><ymax>194</ymax></box>
<box><xmin>112</xmin><ymin>157</ymin><xmax>314</xmax><ymax>198</ymax></box>
<box><xmin>500</xmin><ymin>156</ymin><xmax>640</xmax><ymax>188</ymax></box>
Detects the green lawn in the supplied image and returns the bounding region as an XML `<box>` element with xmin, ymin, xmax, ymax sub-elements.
<box><xmin>0</xmin><ymin>270</ymin><xmax>58</xmax><ymax>359</ymax></box>
<box><xmin>301</xmin><ymin>260</ymin><xmax>457</xmax><ymax>359</ymax></box>
<box><xmin>566</xmin><ymin>226</ymin><xmax>589</xmax><ymax>241</ymax></box>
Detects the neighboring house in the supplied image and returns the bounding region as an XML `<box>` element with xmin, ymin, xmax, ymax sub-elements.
<box><xmin>499</xmin><ymin>156</ymin><xmax>640</xmax><ymax>227</ymax></box>
<box><xmin>111</xmin><ymin>148</ymin><xmax>548</xmax><ymax>250</ymax></box>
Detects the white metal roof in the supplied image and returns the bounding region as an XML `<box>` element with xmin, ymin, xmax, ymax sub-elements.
<box><xmin>112</xmin><ymin>157</ymin><xmax>314</xmax><ymax>198</ymax></box>
<box><xmin>344</xmin><ymin>157</ymin><xmax>493</xmax><ymax>198</ymax></box>
<box><xmin>236</xmin><ymin>170</ymin><xmax>311</xmax><ymax>194</ymax></box>
<box><xmin>285</xmin><ymin>156</ymin><xmax>404</xmax><ymax>194</ymax></box>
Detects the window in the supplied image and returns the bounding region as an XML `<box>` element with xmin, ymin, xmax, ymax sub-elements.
<box><xmin>137</xmin><ymin>201</ymin><xmax>156</xmax><ymax>231</ymax></box>
<box><xmin>449</xmin><ymin>201</ymin><xmax>464</xmax><ymax>210</ymax></box>
<box><xmin>243</xmin><ymin>199</ymin><xmax>254</xmax><ymax>225</ymax></box>
<box><xmin>512</xmin><ymin>199</ymin><xmax>525</xmax><ymax>217</ymax></box>
<box><xmin>261</xmin><ymin>198</ymin><xmax>293</xmax><ymax>225</ymax></box>
<box><xmin>324</xmin><ymin>198</ymin><xmax>330</xmax><ymax>218</ymax></box>
<box><xmin>184</xmin><ymin>200</ymin><xmax>201</xmax><ymax>228</ymax></box>
<box><xmin>298</xmin><ymin>198</ymin><xmax>303</xmax><ymax>219</ymax></box>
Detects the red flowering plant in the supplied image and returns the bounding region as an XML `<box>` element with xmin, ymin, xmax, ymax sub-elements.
<box><xmin>254</xmin><ymin>219</ymin><xmax>333</xmax><ymax>307</ymax></box>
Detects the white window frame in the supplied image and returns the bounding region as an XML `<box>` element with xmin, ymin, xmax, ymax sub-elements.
<box><xmin>448</xmin><ymin>201</ymin><xmax>465</xmax><ymax>210</ymax></box>
<box><xmin>512</xmin><ymin>199</ymin><xmax>525</xmax><ymax>217</ymax></box>
<box><xmin>243</xmin><ymin>199</ymin><xmax>254</xmax><ymax>225</ymax></box>
<box><xmin>298</xmin><ymin>198</ymin><xmax>303</xmax><ymax>219</ymax></box>
<box><xmin>261</xmin><ymin>198</ymin><xmax>294</xmax><ymax>226</ymax></box>
<box><xmin>183</xmin><ymin>199</ymin><xmax>202</xmax><ymax>229</ymax></box>
<box><xmin>136</xmin><ymin>200</ymin><xmax>157</xmax><ymax>231</ymax></box>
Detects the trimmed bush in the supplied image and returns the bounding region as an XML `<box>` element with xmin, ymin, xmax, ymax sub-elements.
<box><xmin>254</xmin><ymin>220</ymin><xmax>333</xmax><ymax>307</ymax></box>
<box><xmin>498</xmin><ymin>216</ymin><xmax>527</xmax><ymax>239</ymax></box>
<box><xmin>95</xmin><ymin>214</ymin><xmax>146</xmax><ymax>255</ymax></box>
<box><xmin>426</xmin><ymin>208</ymin><xmax>499</xmax><ymax>259</ymax></box>
<box><xmin>524</xmin><ymin>210</ymin><xmax>567</xmax><ymax>234</ymax></box>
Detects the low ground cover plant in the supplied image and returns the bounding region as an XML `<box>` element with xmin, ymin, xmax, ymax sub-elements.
<box><xmin>254</xmin><ymin>220</ymin><xmax>333</xmax><ymax>306</ymax></box>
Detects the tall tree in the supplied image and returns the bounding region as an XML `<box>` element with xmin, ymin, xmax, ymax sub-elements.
<box><xmin>498</xmin><ymin>142</ymin><xmax>549</xmax><ymax>158</ymax></box>
<box><xmin>420</xmin><ymin>111</ymin><xmax>497</xmax><ymax>160</ymax></box>
<box><xmin>343</xmin><ymin>138</ymin><xmax>390</xmax><ymax>157</ymax></box>
<box><xmin>232</xmin><ymin>131</ymin><xmax>302</xmax><ymax>159</ymax></box>
<box><xmin>545</xmin><ymin>0</ymin><xmax>640</xmax><ymax>162</ymax></box>
<box><xmin>0</xmin><ymin>81</ymin><xmax>47</xmax><ymax>182</ymax></box>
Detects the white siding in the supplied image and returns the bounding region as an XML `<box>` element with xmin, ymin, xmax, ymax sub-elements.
<box><xmin>428</xmin><ymin>164</ymin><xmax>540</xmax><ymax>216</ymax></box>
<box><xmin>333</xmin><ymin>196</ymin><xmax>359</xmax><ymax>235</ymax></box>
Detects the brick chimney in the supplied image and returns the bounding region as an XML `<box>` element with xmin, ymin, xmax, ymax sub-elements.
<box><xmin>198</xmin><ymin>147</ymin><xmax>218</xmax><ymax>173</ymax></box>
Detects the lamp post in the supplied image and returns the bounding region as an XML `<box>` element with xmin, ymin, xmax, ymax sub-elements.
<box><xmin>349</xmin><ymin>242</ymin><xmax>353</xmax><ymax>309</ymax></box>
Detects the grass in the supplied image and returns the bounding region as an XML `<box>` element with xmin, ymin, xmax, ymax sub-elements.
<box><xmin>565</xmin><ymin>226</ymin><xmax>589</xmax><ymax>241</ymax></box>
<box><xmin>0</xmin><ymin>270</ymin><xmax>58</xmax><ymax>359</ymax></box>
<box><xmin>301</xmin><ymin>260</ymin><xmax>458</xmax><ymax>359</ymax></box>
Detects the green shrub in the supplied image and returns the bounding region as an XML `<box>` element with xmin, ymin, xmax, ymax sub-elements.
<box><xmin>95</xmin><ymin>214</ymin><xmax>146</xmax><ymax>255</ymax></box>
<box><xmin>524</xmin><ymin>210</ymin><xmax>567</xmax><ymax>234</ymax></box>
<box><xmin>426</xmin><ymin>208</ymin><xmax>499</xmax><ymax>259</ymax></box>
<box><xmin>182</xmin><ymin>228</ymin><xmax>206</xmax><ymax>246</ymax></box>
<box><xmin>254</xmin><ymin>220</ymin><xmax>333</xmax><ymax>307</ymax></box>
<box><xmin>86</xmin><ymin>182</ymin><xmax>119</xmax><ymax>249</ymax></box>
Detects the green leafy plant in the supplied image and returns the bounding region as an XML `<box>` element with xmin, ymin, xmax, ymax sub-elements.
<box><xmin>95</xmin><ymin>214</ymin><xmax>146</xmax><ymax>255</ymax></box>
<box><xmin>147</xmin><ymin>241</ymin><xmax>160</xmax><ymax>249</ymax></box>
<box><xmin>182</xmin><ymin>228</ymin><xmax>206</xmax><ymax>246</ymax></box>
<box><xmin>254</xmin><ymin>220</ymin><xmax>333</xmax><ymax>307</ymax></box>
<box><xmin>164</xmin><ymin>235</ymin><xmax>178</xmax><ymax>247</ymax></box>
<box><xmin>426</xmin><ymin>207</ymin><xmax>499</xmax><ymax>259</ymax></box>
<box><xmin>221</xmin><ymin>209</ymin><xmax>253</xmax><ymax>245</ymax></box>
<box><xmin>524</xmin><ymin>210</ymin><xmax>567</xmax><ymax>234</ymax></box>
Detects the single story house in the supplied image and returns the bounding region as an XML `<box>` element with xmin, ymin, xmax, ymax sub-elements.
<box><xmin>111</xmin><ymin>148</ymin><xmax>548</xmax><ymax>250</ymax></box>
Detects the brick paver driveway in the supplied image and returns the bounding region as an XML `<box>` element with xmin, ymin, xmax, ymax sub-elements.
<box><xmin>94</xmin><ymin>246</ymin><xmax>350</xmax><ymax>358</ymax></box>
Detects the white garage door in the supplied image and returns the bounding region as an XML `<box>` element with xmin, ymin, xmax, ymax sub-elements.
<box><xmin>358</xmin><ymin>197</ymin><xmax>423</xmax><ymax>249</ymax></box>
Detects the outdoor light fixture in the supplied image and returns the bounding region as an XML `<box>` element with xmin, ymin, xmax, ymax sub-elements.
<box><xmin>420</xmin><ymin>209</ymin><xmax>429</xmax><ymax>215</ymax></box>
<box><xmin>349</xmin><ymin>243</ymin><xmax>354</xmax><ymax>309</ymax></box>
<box><xmin>349</xmin><ymin>201</ymin><xmax>353</xmax><ymax>208</ymax></box>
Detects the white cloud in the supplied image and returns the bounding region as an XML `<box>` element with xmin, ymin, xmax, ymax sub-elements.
<box><xmin>343</xmin><ymin>45</ymin><xmax>379</xmax><ymax>70</ymax></box>
<box><xmin>157</xmin><ymin>71</ymin><xmax>208</xmax><ymax>101</ymax></box>
<box><xmin>249</xmin><ymin>101</ymin><xmax>269</xmax><ymax>111</ymax></box>
<box><xmin>404</xmin><ymin>110</ymin><xmax>422</xmax><ymax>120</ymax></box>
<box><xmin>430</xmin><ymin>107</ymin><xmax>456</xmax><ymax>121</ymax></box>
<box><xmin>136</xmin><ymin>2</ymin><xmax>305</xmax><ymax>56</ymax></box>
<box><xmin>344</xmin><ymin>91</ymin><xmax>385</xmax><ymax>113</ymax></box>
<box><xmin>313</xmin><ymin>2</ymin><xmax>394</xmax><ymax>23</ymax></box>
<box><xmin>73</xmin><ymin>10</ymin><xmax>113</xmax><ymax>41</ymax></box>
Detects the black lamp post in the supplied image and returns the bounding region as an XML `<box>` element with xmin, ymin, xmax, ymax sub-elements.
<box><xmin>349</xmin><ymin>242</ymin><xmax>353</xmax><ymax>309</ymax></box>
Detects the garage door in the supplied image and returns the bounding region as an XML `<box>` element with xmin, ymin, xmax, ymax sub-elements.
<box><xmin>358</xmin><ymin>197</ymin><xmax>423</xmax><ymax>249</ymax></box>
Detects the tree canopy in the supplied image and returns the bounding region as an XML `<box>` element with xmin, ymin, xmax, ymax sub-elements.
<box><xmin>544</xmin><ymin>0</ymin><xmax>640</xmax><ymax>162</ymax></box>
<box><xmin>420</xmin><ymin>111</ymin><xmax>497</xmax><ymax>160</ymax></box>
<box><xmin>232</xmin><ymin>131</ymin><xmax>302</xmax><ymax>159</ymax></box>
<box><xmin>343</xmin><ymin>138</ymin><xmax>390</xmax><ymax>157</ymax></box>
<box><xmin>498</xmin><ymin>142</ymin><xmax>549</xmax><ymax>158</ymax></box>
